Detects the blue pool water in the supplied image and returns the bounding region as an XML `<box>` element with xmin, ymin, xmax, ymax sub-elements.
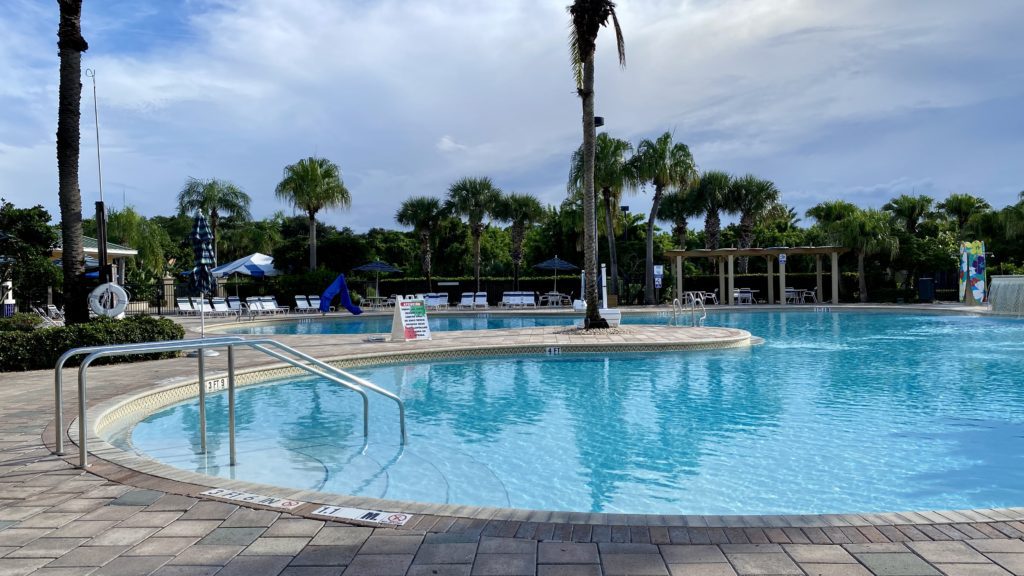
<box><xmin>216</xmin><ymin>314</ymin><xmax>582</xmax><ymax>335</ymax></box>
<box><xmin>117</xmin><ymin>311</ymin><xmax>1024</xmax><ymax>515</ymax></box>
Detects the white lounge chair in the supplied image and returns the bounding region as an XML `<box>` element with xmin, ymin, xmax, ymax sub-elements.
<box><xmin>176</xmin><ymin>298</ymin><xmax>196</xmax><ymax>316</ymax></box>
<box><xmin>500</xmin><ymin>292</ymin><xmax>515</xmax><ymax>308</ymax></box>
<box><xmin>433</xmin><ymin>293</ymin><xmax>449</xmax><ymax>309</ymax></box>
<box><xmin>193</xmin><ymin>298</ymin><xmax>214</xmax><ymax>314</ymax></box>
<box><xmin>294</xmin><ymin>295</ymin><xmax>314</xmax><ymax>313</ymax></box>
<box><xmin>210</xmin><ymin>297</ymin><xmax>232</xmax><ymax>317</ymax></box>
<box><xmin>261</xmin><ymin>296</ymin><xmax>290</xmax><ymax>314</ymax></box>
<box><xmin>308</xmin><ymin>295</ymin><xmax>335</xmax><ymax>312</ymax></box>
<box><xmin>520</xmin><ymin>292</ymin><xmax>537</xmax><ymax>308</ymax></box>
<box><xmin>473</xmin><ymin>292</ymin><xmax>489</xmax><ymax>309</ymax></box>
<box><xmin>457</xmin><ymin>292</ymin><xmax>475</xmax><ymax>309</ymax></box>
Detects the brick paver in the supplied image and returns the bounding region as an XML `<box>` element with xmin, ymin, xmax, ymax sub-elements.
<box><xmin>0</xmin><ymin>309</ymin><xmax>1022</xmax><ymax>575</ymax></box>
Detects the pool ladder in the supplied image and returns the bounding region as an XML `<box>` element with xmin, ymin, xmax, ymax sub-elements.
<box><xmin>53</xmin><ymin>336</ymin><xmax>407</xmax><ymax>469</ymax></box>
<box><xmin>670</xmin><ymin>293</ymin><xmax>706</xmax><ymax>327</ymax></box>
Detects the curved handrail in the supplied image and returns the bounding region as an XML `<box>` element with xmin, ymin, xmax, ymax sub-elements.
<box><xmin>58</xmin><ymin>337</ymin><xmax>406</xmax><ymax>469</ymax></box>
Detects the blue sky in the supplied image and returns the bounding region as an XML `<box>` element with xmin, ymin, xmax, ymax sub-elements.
<box><xmin>1</xmin><ymin>0</ymin><xmax>1022</xmax><ymax>231</ymax></box>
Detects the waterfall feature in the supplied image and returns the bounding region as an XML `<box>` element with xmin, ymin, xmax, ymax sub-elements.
<box><xmin>989</xmin><ymin>276</ymin><xmax>1024</xmax><ymax>316</ymax></box>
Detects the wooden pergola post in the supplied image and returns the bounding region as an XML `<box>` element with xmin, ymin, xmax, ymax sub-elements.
<box><xmin>816</xmin><ymin>254</ymin><xmax>823</xmax><ymax>303</ymax></box>
<box><xmin>779</xmin><ymin>254</ymin><xmax>787</xmax><ymax>306</ymax></box>
<box><xmin>675</xmin><ymin>255</ymin><xmax>683</xmax><ymax>302</ymax></box>
<box><xmin>718</xmin><ymin>258</ymin><xmax>726</xmax><ymax>305</ymax></box>
<box><xmin>766</xmin><ymin>256</ymin><xmax>775</xmax><ymax>305</ymax></box>
<box><xmin>727</xmin><ymin>254</ymin><xmax>735</xmax><ymax>305</ymax></box>
<box><xmin>831</xmin><ymin>251</ymin><xmax>840</xmax><ymax>304</ymax></box>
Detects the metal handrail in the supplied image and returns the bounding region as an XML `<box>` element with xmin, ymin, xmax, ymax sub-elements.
<box><xmin>670</xmin><ymin>294</ymin><xmax>706</xmax><ymax>328</ymax></box>
<box><xmin>56</xmin><ymin>337</ymin><xmax>407</xmax><ymax>469</ymax></box>
<box><xmin>53</xmin><ymin>336</ymin><xmax>247</xmax><ymax>456</ymax></box>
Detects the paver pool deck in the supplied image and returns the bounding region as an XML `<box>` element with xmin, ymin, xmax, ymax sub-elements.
<box><xmin>2</xmin><ymin>305</ymin><xmax>1023</xmax><ymax>576</ymax></box>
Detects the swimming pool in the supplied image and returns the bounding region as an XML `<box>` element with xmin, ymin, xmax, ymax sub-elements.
<box><xmin>115</xmin><ymin>311</ymin><xmax>1024</xmax><ymax>515</ymax></box>
<box><xmin>215</xmin><ymin>313</ymin><xmax>584</xmax><ymax>335</ymax></box>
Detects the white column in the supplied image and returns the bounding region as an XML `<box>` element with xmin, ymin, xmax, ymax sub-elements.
<box><xmin>718</xmin><ymin>258</ymin><xmax>726</xmax><ymax>304</ymax></box>
<box><xmin>831</xmin><ymin>252</ymin><xmax>840</xmax><ymax>304</ymax></box>
<box><xmin>675</xmin><ymin>255</ymin><xmax>683</xmax><ymax>302</ymax></box>
<box><xmin>727</xmin><ymin>254</ymin><xmax>735</xmax><ymax>305</ymax></box>
<box><xmin>816</xmin><ymin>254</ymin><xmax>823</xmax><ymax>303</ymax></box>
<box><xmin>779</xmin><ymin>256</ymin><xmax>787</xmax><ymax>306</ymax></box>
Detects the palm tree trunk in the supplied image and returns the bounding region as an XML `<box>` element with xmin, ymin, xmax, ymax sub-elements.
<box><xmin>57</xmin><ymin>0</ymin><xmax>88</xmax><ymax>323</ymax></box>
<box><xmin>308</xmin><ymin>212</ymin><xmax>317</xmax><ymax>271</ymax></box>
<box><xmin>421</xmin><ymin>230</ymin><xmax>432</xmax><ymax>291</ymax></box>
<box><xmin>473</xmin><ymin>224</ymin><xmax>482</xmax><ymax>292</ymax></box>
<box><xmin>644</xmin><ymin>187</ymin><xmax>664</xmax><ymax>305</ymax></box>
<box><xmin>602</xmin><ymin>188</ymin><xmax>618</xmax><ymax>296</ymax></box>
<box><xmin>512</xmin><ymin>224</ymin><xmax>524</xmax><ymax>290</ymax></box>
<box><xmin>738</xmin><ymin>213</ymin><xmax>753</xmax><ymax>274</ymax></box>
<box><xmin>210</xmin><ymin>209</ymin><xmax>219</xmax><ymax>264</ymax></box>
<box><xmin>581</xmin><ymin>60</ymin><xmax>603</xmax><ymax>327</ymax></box>
<box><xmin>705</xmin><ymin>210</ymin><xmax>721</xmax><ymax>250</ymax></box>
<box><xmin>858</xmin><ymin>251</ymin><xmax>868</xmax><ymax>302</ymax></box>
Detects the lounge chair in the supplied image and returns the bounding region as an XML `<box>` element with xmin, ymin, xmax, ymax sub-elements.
<box><xmin>193</xmin><ymin>298</ymin><xmax>214</xmax><ymax>314</ymax></box>
<box><xmin>457</xmin><ymin>292</ymin><xmax>475</xmax><ymax>309</ymax></box>
<box><xmin>499</xmin><ymin>292</ymin><xmax>516</xmax><ymax>308</ymax></box>
<box><xmin>176</xmin><ymin>298</ymin><xmax>196</xmax><ymax>316</ymax></box>
<box><xmin>262</xmin><ymin>296</ymin><xmax>290</xmax><ymax>314</ymax></box>
<box><xmin>432</xmin><ymin>293</ymin><xmax>449</xmax><ymax>309</ymax></box>
<box><xmin>246</xmin><ymin>297</ymin><xmax>270</xmax><ymax>315</ymax></box>
<box><xmin>33</xmin><ymin>306</ymin><xmax>64</xmax><ymax>327</ymax></box>
<box><xmin>210</xmin><ymin>297</ymin><xmax>232</xmax><ymax>317</ymax></box>
<box><xmin>703</xmin><ymin>290</ymin><xmax>719</xmax><ymax>305</ymax></box>
<box><xmin>294</xmin><ymin>295</ymin><xmax>314</xmax><ymax>313</ymax></box>
<box><xmin>308</xmin><ymin>295</ymin><xmax>335</xmax><ymax>313</ymax></box>
<box><xmin>473</xmin><ymin>292</ymin><xmax>489</xmax><ymax>309</ymax></box>
<box><xmin>520</xmin><ymin>292</ymin><xmax>537</xmax><ymax>308</ymax></box>
<box><xmin>46</xmin><ymin>304</ymin><xmax>66</xmax><ymax>320</ymax></box>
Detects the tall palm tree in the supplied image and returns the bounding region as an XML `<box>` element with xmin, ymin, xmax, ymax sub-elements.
<box><xmin>395</xmin><ymin>196</ymin><xmax>443</xmax><ymax>291</ymax></box>
<box><xmin>492</xmin><ymin>192</ymin><xmax>544</xmax><ymax>289</ymax></box>
<box><xmin>176</xmin><ymin>177</ymin><xmax>251</xmax><ymax>263</ymax></box>
<box><xmin>275</xmin><ymin>156</ymin><xmax>351</xmax><ymax>271</ymax></box>
<box><xmin>568</xmin><ymin>132</ymin><xmax>633</xmax><ymax>296</ymax></box>
<box><xmin>569</xmin><ymin>0</ymin><xmax>625</xmax><ymax>326</ymax></box>
<box><xmin>805</xmin><ymin>199</ymin><xmax>858</xmax><ymax>227</ymax></box>
<box><xmin>629</xmin><ymin>132</ymin><xmax>697</xmax><ymax>305</ymax></box>
<box><xmin>693</xmin><ymin>171</ymin><xmax>733</xmax><ymax>251</ymax></box>
<box><xmin>56</xmin><ymin>0</ymin><xmax>89</xmax><ymax>323</ymax></box>
<box><xmin>657</xmin><ymin>185</ymin><xmax>703</xmax><ymax>249</ymax></box>
<box><xmin>882</xmin><ymin>194</ymin><xmax>933</xmax><ymax>235</ymax></box>
<box><xmin>729</xmin><ymin>174</ymin><xmax>780</xmax><ymax>273</ymax></box>
<box><xmin>832</xmin><ymin>209</ymin><xmax>899</xmax><ymax>302</ymax></box>
<box><xmin>937</xmin><ymin>193</ymin><xmax>991</xmax><ymax>239</ymax></box>
<box><xmin>445</xmin><ymin>177</ymin><xmax>501</xmax><ymax>292</ymax></box>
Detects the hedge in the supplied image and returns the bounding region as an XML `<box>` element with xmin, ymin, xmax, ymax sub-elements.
<box><xmin>0</xmin><ymin>316</ymin><xmax>186</xmax><ymax>372</ymax></box>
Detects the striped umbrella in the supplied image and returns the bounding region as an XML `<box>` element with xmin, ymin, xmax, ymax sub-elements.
<box><xmin>189</xmin><ymin>213</ymin><xmax>217</xmax><ymax>296</ymax></box>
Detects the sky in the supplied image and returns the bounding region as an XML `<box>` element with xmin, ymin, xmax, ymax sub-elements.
<box><xmin>1</xmin><ymin>0</ymin><xmax>1023</xmax><ymax>232</ymax></box>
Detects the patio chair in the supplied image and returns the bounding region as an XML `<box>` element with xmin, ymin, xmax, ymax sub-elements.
<box><xmin>264</xmin><ymin>296</ymin><xmax>291</xmax><ymax>314</ymax></box>
<box><xmin>703</xmin><ymin>290</ymin><xmax>719</xmax><ymax>305</ymax></box>
<box><xmin>294</xmin><ymin>295</ymin><xmax>314</xmax><ymax>313</ymax></box>
<box><xmin>210</xmin><ymin>297</ymin><xmax>232</xmax><ymax>316</ymax></box>
<box><xmin>457</xmin><ymin>292</ymin><xmax>475</xmax><ymax>309</ymax></box>
<box><xmin>176</xmin><ymin>298</ymin><xmax>196</xmax><ymax>316</ymax></box>
<box><xmin>385</xmin><ymin>294</ymin><xmax>398</xmax><ymax>308</ymax></box>
<box><xmin>46</xmin><ymin>304</ymin><xmax>66</xmax><ymax>320</ymax></box>
<box><xmin>802</xmin><ymin>290</ymin><xmax>818</xmax><ymax>303</ymax></box>
<box><xmin>736</xmin><ymin>289</ymin><xmax>754</xmax><ymax>305</ymax></box>
<box><xmin>520</xmin><ymin>292</ymin><xmax>537</xmax><ymax>307</ymax></box>
<box><xmin>499</xmin><ymin>292</ymin><xmax>515</xmax><ymax>308</ymax></box>
<box><xmin>308</xmin><ymin>295</ymin><xmax>336</xmax><ymax>312</ymax></box>
<box><xmin>245</xmin><ymin>297</ymin><xmax>269</xmax><ymax>315</ymax></box>
<box><xmin>785</xmin><ymin>288</ymin><xmax>801</xmax><ymax>304</ymax></box>
<box><xmin>193</xmin><ymin>297</ymin><xmax>214</xmax><ymax>314</ymax></box>
<box><xmin>432</xmin><ymin>293</ymin><xmax>449</xmax><ymax>309</ymax></box>
<box><xmin>473</xmin><ymin>292</ymin><xmax>489</xmax><ymax>309</ymax></box>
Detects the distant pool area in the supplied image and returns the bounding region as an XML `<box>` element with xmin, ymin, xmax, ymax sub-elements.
<box><xmin>213</xmin><ymin>312</ymin><xmax>584</xmax><ymax>335</ymax></box>
<box><xmin>114</xmin><ymin>311</ymin><xmax>1024</xmax><ymax>515</ymax></box>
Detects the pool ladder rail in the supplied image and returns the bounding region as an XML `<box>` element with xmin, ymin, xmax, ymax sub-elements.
<box><xmin>670</xmin><ymin>293</ymin><xmax>706</xmax><ymax>327</ymax></box>
<box><xmin>53</xmin><ymin>336</ymin><xmax>407</xmax><ymax>469</ymax></box>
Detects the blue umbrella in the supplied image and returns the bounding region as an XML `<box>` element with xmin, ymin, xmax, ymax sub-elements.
<box><xmin>352</xmin><ymin>261</ymin><xmax>402</xmax><ymax>297</ymax></box>
<box><xmin>532</xmin><ymin>256</ymin><xmax>579</xmax><ymax>293</ymax></box>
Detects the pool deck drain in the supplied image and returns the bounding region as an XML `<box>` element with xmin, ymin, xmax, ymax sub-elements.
<box><xmin>3</xmin><ymin>306</ymin><xmax>1023</xmax><ymax>575</ymax></box>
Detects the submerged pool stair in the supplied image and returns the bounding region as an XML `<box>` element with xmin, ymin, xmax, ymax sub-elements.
<box><xmin>54</xmin><ymin>337</ymin><xmax>407</xmax><ymax>469</ymax></box>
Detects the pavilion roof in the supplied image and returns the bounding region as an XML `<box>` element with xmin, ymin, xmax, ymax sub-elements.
<box><xmin>665</xmin><ymin>246</ymin><xmax>850</xmax><ymax>259</ymax></box>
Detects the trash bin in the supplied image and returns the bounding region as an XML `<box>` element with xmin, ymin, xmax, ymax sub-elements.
<box><xmin>917</xmin><ymin>277</ymin><xmax>935</xmax><ymax>303</ymax></box>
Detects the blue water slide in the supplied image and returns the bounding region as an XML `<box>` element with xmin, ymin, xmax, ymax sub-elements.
<box><xmin>321</xmin><ymin>273</ymin><xmax>363</xmax><ymax>315</ymax></box>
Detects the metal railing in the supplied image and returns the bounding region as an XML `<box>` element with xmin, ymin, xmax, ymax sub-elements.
<box><xmin>671</xmin><ymin>293</ymin><xmax>707</xmax><ymax>327</ymax></box>
<box><xmin>54</xmin><ymin>337</ymin><xmax>407</xmax><ymax>469</ymax></box>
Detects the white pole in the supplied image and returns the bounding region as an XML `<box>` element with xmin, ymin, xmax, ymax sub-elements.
<box><xmin>601</xmin><ymin>264</ymin><xmax>608</xmax><ymax>309</ymax></box>
<box><xmin>200</xmin><ymin>291</ymin><xmax>205</xmax><ymax>338</ymax></box>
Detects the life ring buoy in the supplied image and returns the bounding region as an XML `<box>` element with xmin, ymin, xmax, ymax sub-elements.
<box><xmin>89</xmin><ymin>283</ymin><xmax>129</xmax><ymax>317</ymax></box>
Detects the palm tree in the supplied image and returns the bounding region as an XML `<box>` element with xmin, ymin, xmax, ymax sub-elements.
<box><xmin>176</xmin><ymin>177</ymin><xmax>251</xmax><ymax>263</ymax></box>
<box><xmin>805</xmin><ymin>199</ymin><xmax>858</xmax><ymax>227</ymax></box>
<box><xmin>569</xmin><ymin>0</ymin><xmax>625</xmax><ymax>326</ymax></box>
<box><xmin>832</xmin><ymin>209</ymin><xmax>900</xmax><ymax>302</ymax></box>
<box><xmin>657</xmin><ymin>185</ymin><xmax>703</xmax><ymax>249</ymax></box>
<box><xmin>729</xmin><ymin>174</ymin><xmax>780</xmax><ymax>273</ymax></box>
<box><xmin>568</xmin><ymin>132</ymin><xmax>633</xmax><ymax>296</ymax></box>
<box><xmin>275</xmin><ymin>157</ymin><xmax>351</xmax><ymax>271</ymax></box>
<box><xmin>395</xmin><ymin>196</ymin><xmax>443</xmax><ymax>291</ymax></box>
<box><xmin>492</xmin><ymin>193</ymin><xmax>544</xmax><ymax>289</ymax></box>
<box><xmin>629</xmin><ymin>132</ymin><xmax>697</xmax><ymax>305</ymax></box>
<box><xmin>937</xmin><ymin>193</ymin><xmax>991</xmax><ymax>239</ymax></box>
<box><xmin>445</xmin><ymin>177</ymin><xmax>501</xmax><ymax>292</ymax></box>
<box><xmin>882</xmin><ymin>194</ymin><xmax>933</xmax><ymax>235</ymax></box>
<box><xmin>56</xmin><ymin>0</ymin><xmax>89</xmax><ymax>323</ymax></box>
<box><xmin>692</xmin><ymin>171</ymin><xmax>732</xmax><ymax>250</ymax></box>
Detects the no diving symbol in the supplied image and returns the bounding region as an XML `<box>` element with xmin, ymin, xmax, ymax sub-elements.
<box><xmin>387</xmin><ymin>513</ymin><xmax>409</xmax><ymax>525</ymax></box>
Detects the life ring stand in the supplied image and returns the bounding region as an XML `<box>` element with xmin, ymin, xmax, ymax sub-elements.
<box><xmin>88</xmin><ymin>283</ymin><xmax>129</xmax><ymax>317</ymax></box>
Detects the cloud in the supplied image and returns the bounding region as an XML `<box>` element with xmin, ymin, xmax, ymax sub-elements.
<box><xmin>1</xmin><ymin>0</ymin><xmax>1022</xmax><ymax>233</ymax></box>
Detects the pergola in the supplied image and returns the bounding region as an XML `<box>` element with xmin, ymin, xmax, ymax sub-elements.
<box><xmin>665</xmin><ymin>246</ymin><xmax>850</xmax><ymax>305</ymax></box>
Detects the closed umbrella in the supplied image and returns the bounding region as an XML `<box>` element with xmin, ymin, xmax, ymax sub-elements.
<box><xmin>189</xmin><ymin>213</ymin><xmax>217</xmax><ymax>339</ymax></box>
<box><xmin>352</xmin><ymin>261</ymin><xmax>402</xmax><ymax>297</ymax></box>
<box><xmin>532</xmin><ymin>256</ymin><xmax>579</xmax><ymax>293</ymax></box>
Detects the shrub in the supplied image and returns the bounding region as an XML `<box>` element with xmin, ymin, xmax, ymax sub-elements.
<box><xmin>0</xmin><ymin>316</ymin><xmax>186</xmax><ymax>372</ymax></box>
<box><xmin>0</xmin><ymin>313</ymin><xmax>43</xmax><ymax>332</ymax></box>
